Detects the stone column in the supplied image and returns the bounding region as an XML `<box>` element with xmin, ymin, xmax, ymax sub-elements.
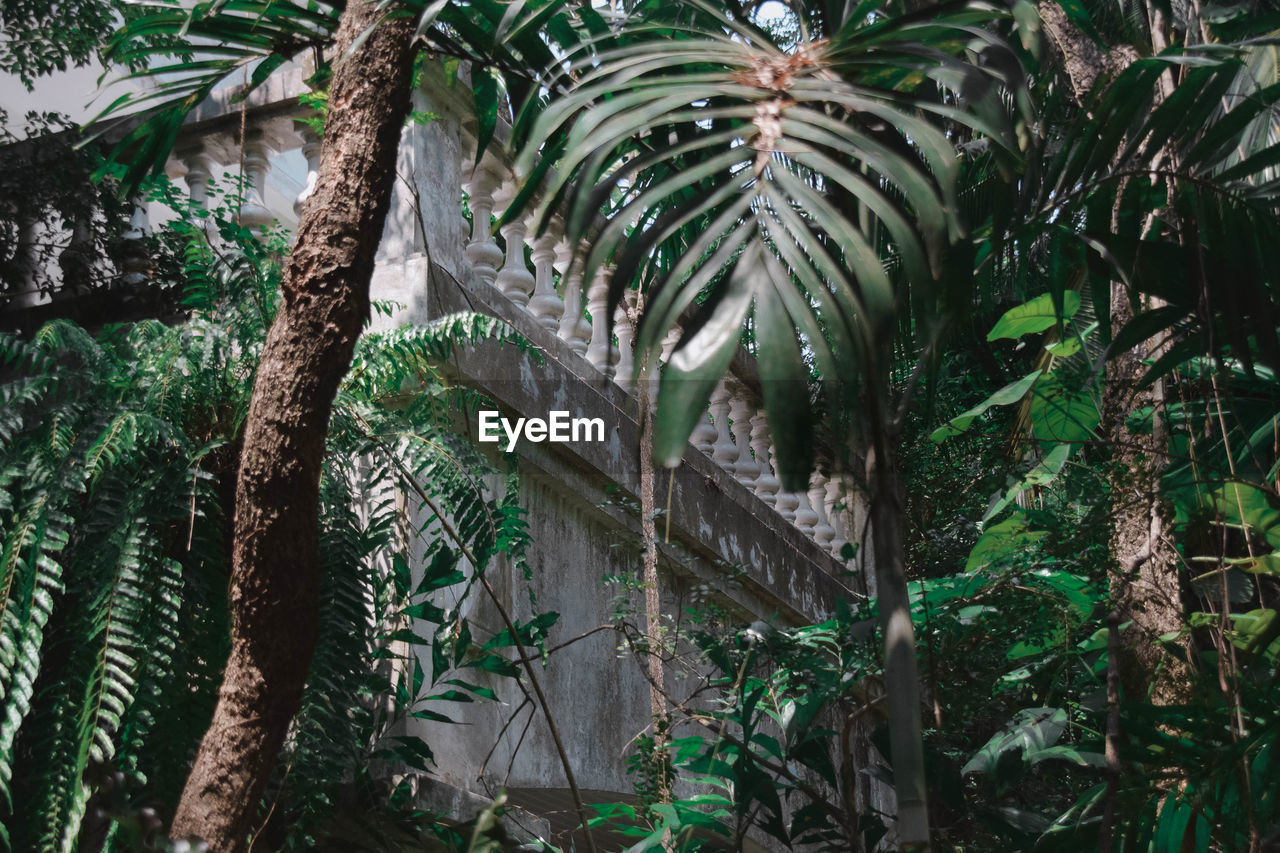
<box><xmin>527</xmin><ymin>222</ymin><xmax>564</xmax><ymax>331</ymax></box>
<box><xmin>237</xmin><ymin>127</ymin><xmax>273</xmax><ymax>231</ymax></box>
<box><xmin>750</xmin><ymin>413</ymin><xmax>780</xmax><ymax>508</ymax></box>
<box><xmin>464</xmin><ymin>161</ymin><xmax>504</xmax><ymax>285</ymax></box>
<box><xmin>709</xmin><ymin>382</ymin><xmax>739</xmax><ymax>471</ymax></box>
<box><xmin>727</xmin><ymin>388</ymin><xmax>759</xmax><ymax>487</ymax></box>
<box><xmin>586</xmin><ymin>268</ymin><xmax>613</xmax><ymax>373</ymax></box>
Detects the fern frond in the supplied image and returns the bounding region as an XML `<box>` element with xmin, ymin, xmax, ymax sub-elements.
<box><xmin>0</xmin><ymin>330</ymin><xmax>54</xmax><ymax>374</ymax></box>
<box><xmin>345</xmin><ymin>312</ymin><xmax>527</xmax><ymax>402</ymax></box>
<box><xmin>46</xmin><ymin>522</ymin><xmax>163</xmax><ymax>852</ymax></box>
<box><xmin>0</xmin><ymin>498</ymin><xmax>69</xmax><ymax>816</ymax></box>
<box><xmin>30</xmin><ymin>320</ymin><xmax>104</xmax><ymax>370</ymax></box>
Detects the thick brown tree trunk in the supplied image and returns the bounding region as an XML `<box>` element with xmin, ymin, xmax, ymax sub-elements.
<box><xmin>1037</xmin><ymin>2</ymin><xmax>1193</xmax><ymax>706</ymax></box>
<box><xmin>169</xmin><ymin>3</ymin><xmax>415</xmax><ymax>849</ymax></box>
<box><xmin>1101</xmin><ymin>294</ymin><xmax>1193</xmax><ymax>704</ymax></box>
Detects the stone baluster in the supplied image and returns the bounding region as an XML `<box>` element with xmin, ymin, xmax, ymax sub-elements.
<box><xmin>12</xmin><ymin>213</ymin><xmax>35</xmax><ymax>279</ymax></box>
<box><xmin>557</xmin><ymin>266</ymin><xmax>591</xmax><ymax>356</ymax></box>
<box><xmin>586</xmin><ymin>268</ymin><xmax>614</xmax><ymax>373</ymax></box>
<box><xmin>692</xmin><ymin>404</ymin><xmax>717</xmax><ymax>455</ymax></box>
<box><xmin>464</xmin><ymin>162</ymin><xmax>503</xmax><ymax>284</ymax></box>
<box><xmin>772</xmin><ymin>442</ymin><xmax>799</xmax><ymax>522</ymax></box>
<box><xmin>119</xmin><ymin>197</ymin><xmax>151</xmax><ymax>288</ymax></box>
<box><xmin>237</xmin><ymin>127</ymin><xmax>273</xmax><ymax>231</ymax></box>
<box><xmin>495</xmin><ymin>207</ymin><xmax>535</xmax><ymax>308</ymax></box>
<box><xmin>614</xmin><ymin>291</ymin><xmax>636</xmax><ymax>387</ymax></box>
<box><xmin>458</xmin><ymin>164</ymin><xmax>473</xmax><ymax>259</ymax></box>
<box><xmin>727</xmin><ymin>388</ymin><xmax>759</xmax><ymax>488</ymax></box>
<box><xmin>646</xmin><ymin>326</ymin><xmax>681</xmax><ymax>411</ymax></box>
<box><xmin>792</xmin><ymin>485</ymin><xmax>819</xmax><ymax>535</ymax></box>
<box><xmin>58</xmin><ymin>210</ymin><xmax>93</xmax><ymax>293</ymax></box>
<box><xmin>293</xmin><ymin>126</ymin><xmax>322</xmax><ymax>215</ymax></box>
<box><xmin>527</xmin><ymin>222</ymin><xmax>564</xmax><ymax>331</ymax></box>
<box><xmin>825</xmin><ymin>477</ymin><xmax>851</xmax><ymax>559</ymax></box>
<box><xmin>177</xmin><ymin>141</ymin><xmax>213</xmax><ymax>212</ymax></box>
<box><xmin>709</xmin><ymin>382</ymin><xmax>739</xmax><ymax>471</ymax></box>
<box><xmin>809</xmin><ymin>474</ymin><xmax>836</xmax><ymax>548</ymax></box>
<box><xmin>750</xmin><ymin>414</ymin><xmax>780</xmax><ymax>508</ymax></box>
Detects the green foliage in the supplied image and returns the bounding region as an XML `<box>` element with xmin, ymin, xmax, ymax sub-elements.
<box><xmin>0</xmin><ymin>187</ymin><xmax>547</xmax><ymax>851</ymax></box>
<box><xmin>0</xmin><ymin>0</ymin><xmax>112</xmax><ymax>87</ymax></box>
<box><xmin>596</xmin><ymin>614</ymin><xmax>877</xmax><ymax>851</ymax></box>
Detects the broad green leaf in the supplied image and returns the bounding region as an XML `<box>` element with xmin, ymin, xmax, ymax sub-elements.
<box><xmin>967</xmin><ymin>512</ymin><xmax>1047</xmax><ymax>571</ymax></box>
<box><xmin>961</xmin><ymin>707</ymin><xmax>1068</xmax><ymax>776</ymax></box>
<box><xmin>982</xmin><ymin>443</ymin><xmax>1073</xmax><ymax>523</ymax></box>
<box><xmin>988</xmin><ymin>292</ymin><xmax>1081</xmax><ymax>341</ymax></box>
<box><xmin>1209</xmin><ymin>482</ymin><xmax>1280</xmax><ymax>550</ymax></box>
<box><xmin>1028</xmin><ymin>376</ymin><xmax>1099</xmax><ymax>444</ymax></box>
<box><xmin>931</xmin><ymin>371</ymin><xmax>1042</xmax><ymax>442</ymax></box>
<box><xmin>652</xmin><ymin>235</ymin><xmax>761</xmax><ymax>469</ymax></box>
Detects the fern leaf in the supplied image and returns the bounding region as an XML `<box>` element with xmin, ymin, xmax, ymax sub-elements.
<box><xmin>0</xmin><ymin>498</ymin><xmax>68</xmax><ymax>814</ymax></box>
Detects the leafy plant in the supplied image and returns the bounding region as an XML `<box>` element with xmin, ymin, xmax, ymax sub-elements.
<box><xmin>0</xmin><ymin>187</ymin><xmax>550</xmax><ymax>851</ymax></box>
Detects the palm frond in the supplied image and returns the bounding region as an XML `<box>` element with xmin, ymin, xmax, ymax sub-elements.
<box><xmin>514</xmin><ymin>0</ymin><xmax>1028</xmax><ymax>480</ymax></box>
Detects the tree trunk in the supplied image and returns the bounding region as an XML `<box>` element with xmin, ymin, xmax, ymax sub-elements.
<box><xmin>1101</xmin><ymin>292</ymin><xmax>1193</xmax><ymax>704</ymax></box>
<box><xmin>868</xmin><ymin>428</ymin><xmax>930</xmax><ymax>850</ymax></box>
<box><xmin>1037</xmin><ymin>1</ymin><xmax>1193</xmax><ymax>706</ymax></box>
<box><xmin>169</xmin><ymin>3</ymin><xmax>415</xmax><ymax>849</ymax></box>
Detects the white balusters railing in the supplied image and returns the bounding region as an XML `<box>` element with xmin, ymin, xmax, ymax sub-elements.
<box><xmin>557</xmin><ymin>266</ymin><xmax>590</xmax><ymax>356</ymax></box>
<box><xmin>692</xmin><ymin>406</ymin><xmax>717</xmax><ymax>455</ymax></box>
<box><xmin>177</xmin><ymin>141</ymin><xmax>212</xmax><ymax>212</ymax></box>
<box><xmin>119</xmin><ymin>197</ymin><xmax>150</xmax><ymax>288</ymax></box>
<box><xmin>791</xmin><ymin>487</ymin><xmax>818</xmax><ymax>536</ymax></box>
<box><xmin>773</xmin><ymin>444</ymin><xmax>800</xmax><ymax>523</ymax></box>
<box><xmin>614</xmin><ymin>291</ymin><xmax>636</xmax><ymax>387</ymax></box>
<box><xmin>727</xmin><ymin>389</ymin><xmax>758</xmax><ymax>488</ymax></box>
<box><xmin>709</xmin><ymin>382</ymin><xmax>739</xmax><ymax>471</ymax></box>
<box><xmin>825</xmin><ymin>477</ymin><xmax>852</xmax><ymax>559</ymax></box>
<box><xmin>294</xmin><ymin>126</ymin><xmax>322</xmax><ymax>215</ymax></box>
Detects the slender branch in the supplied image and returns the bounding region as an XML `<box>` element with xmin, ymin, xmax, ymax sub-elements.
<box><xmin>363</xmin><ymin>421</ymin><xmax>600</xmax><ymax>853</ymax></box>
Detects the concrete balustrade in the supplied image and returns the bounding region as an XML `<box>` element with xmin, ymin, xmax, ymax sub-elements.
<box><xmin>237</xmin><ymin>128</ymin><xmax>273</xmax><ymax>230</ymax></box>
<box><xmin>810</xmin><ymin>475</ymin><xmax>836</xmax><ymax>549</ymax></box>
<box><xmin>709</xmin><ymin>382</ymin><xmax>739</xmax><ymax>471</ymax></box>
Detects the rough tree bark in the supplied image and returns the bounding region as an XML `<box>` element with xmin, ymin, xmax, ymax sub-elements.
<box><xmin>1037</xmin><ymin>1</ymin><xmax>1193</xmax><ymax>706</ymax></box>
<box><xmin>169</xmin><ymin>2</ymin><xmax>416</xmax><ymax>848</ymax></box>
